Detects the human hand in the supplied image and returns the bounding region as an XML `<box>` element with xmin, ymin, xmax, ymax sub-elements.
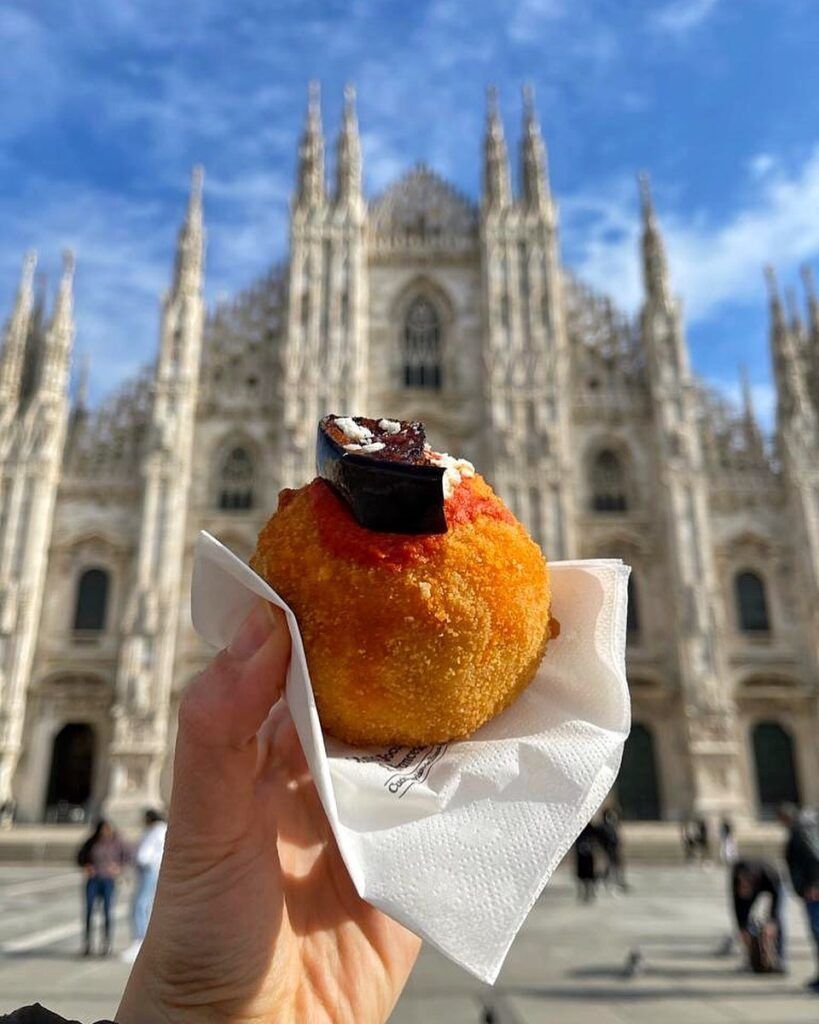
<box><xmin>116</xmin><ymin>602</ymin><xmax>421</xmax><ymax>1024</ymax></box>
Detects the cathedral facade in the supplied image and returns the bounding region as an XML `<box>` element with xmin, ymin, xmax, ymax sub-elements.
<box><xmin>1</xmin><ymin>84</ymin><xmax>818</xmax><ymax>825</ymax></box>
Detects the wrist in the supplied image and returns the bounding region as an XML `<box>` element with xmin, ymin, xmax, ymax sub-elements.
<box><xmin>116</xmin><ymin>949</ymin><xmax>254</xmax><ymax>1024</ymax></box>
<box><xmin>117</xmin><ymin>957</ymin><xmax>198</xmax><ymax>1024</ymax></box>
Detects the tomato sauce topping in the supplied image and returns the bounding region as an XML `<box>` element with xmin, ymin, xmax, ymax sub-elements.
<box><xmin>309</xmin><ymin>476</ymin><xmax>514</xmax><ymax>569</ymax></box>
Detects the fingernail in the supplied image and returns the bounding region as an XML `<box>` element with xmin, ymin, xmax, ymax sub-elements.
<box><xmin>229</xmin><ymin>603</ymin><xmax>273</xmax><ymax>660</ymax></box>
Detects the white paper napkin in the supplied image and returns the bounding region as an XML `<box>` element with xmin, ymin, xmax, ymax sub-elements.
<box><xmin>191</xmin><ymin>530</ymin><xmax>631</xmax><ymax>983</ymax></box>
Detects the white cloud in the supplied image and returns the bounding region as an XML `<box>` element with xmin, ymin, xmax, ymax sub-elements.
<box><xmin>564</xmin><ymin>145</ymin><xmax>819</xmax><ymax>322</ymax></box>
<box><xmin>747</xmin><ymin>152</ymin><xmax>776</xmax><ymax>180</ymax></box>
<box><xmin>507</xmin><ymin>0</ymin><xmax>567</xmax><ymax>43</ymax></box>
<box><xmin>650</xmin><ymin>0</ymin><xmax>720</xmax><ymax>34</ymax></box>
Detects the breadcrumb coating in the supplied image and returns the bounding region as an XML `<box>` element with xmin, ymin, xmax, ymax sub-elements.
<box><xmin>250</xmin><ymin>475</ymin><xmax>551</xmax><ymax>746</ymax></box>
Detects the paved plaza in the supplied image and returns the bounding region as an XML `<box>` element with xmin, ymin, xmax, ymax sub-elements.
<box><xmin>0</xmin><ymin>863</ymin><xmax>817</xmax><ymax>1022</ymax></box>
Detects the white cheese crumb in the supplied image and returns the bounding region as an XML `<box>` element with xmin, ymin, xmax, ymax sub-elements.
<box><xmin>358</xmin><ymin>442</ymin><xmax>386</xmax><ymax>453</ymax></box>
<box><xmin>334</xmin><ymin>416</ymin><xmax>373</xmax><ymax>443</ymax></box>
<box><xmin>343</xmin><ymin>443</ymin><xmax>362</xmax><ymax>451</ymax></box>
<box><xmin>378</xmin><ymin>418</ymin><xmax>402</xmax><ymax>434</ymax></box>
<box><xmin>418</xmin><ymin>581</ymin><xmax>432</xmax><ymax>600</ymax></box>
<box><xmin>427</xmin><ymin>451</ymin><xmax>476</xmax><ymax>499</ymax></box>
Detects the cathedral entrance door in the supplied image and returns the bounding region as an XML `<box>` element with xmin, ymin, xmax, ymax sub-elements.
<box><xmin>45</xmin><ymin>723</ymin><xmax>96</xmax><ymax>823</ymax></box>
<box><xmin>752</xmin><ymin>721</ymin><xmax>800</xmax><ymax>819</ymax></box>
<box><xmin>616</xmin><ymin>722</ymin><xmax>662</xmax><ymax>820</ymax></box>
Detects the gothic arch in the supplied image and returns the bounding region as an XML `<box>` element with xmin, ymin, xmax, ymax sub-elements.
<box><xmin>51</xmin><ymin>529</ymin><xmax>130</xmax><ymax>557</ymax></box>
<box><xmin>14</xmin><ymin>672</ymin><xmax>114</xmax><ymax>822</ymax></box>
<box><xmin>213</xmin><ymin>434</ymin><xmax>259</xmax><ymax>511</ymax></box>
<box><xmin>724</xmin><ymin>530</ymin><xmax>773</xmax><ymax>561</ymax></box>
<box><xmin>35</xmin><ymin>670</ymin><xmax>113</xmax><ymax>694</ymax></box>
<box><xmin>72</xmin><ymin>567</ymin><xmax>110</xmax><ymax>633</ymax></box>
<box><xmin>584</xmin><ymin>436</ymin><xmax>636</xmax><ymax>513</ymax></box>
<box><xmin>585</xmin><ymin>529</ymin><xmax>650</xmax><ymax>560</ymax></box>
<box><xmin>734</xmin><ymin>568</ymin><xmax>771</xmax><ymax>633</ymax></box>
<box><xmin>390</xmin><ymin>277</ymin><xmax>454</xmax><ymax>390</ymax></box>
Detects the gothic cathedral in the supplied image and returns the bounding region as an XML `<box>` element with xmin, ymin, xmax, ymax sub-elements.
<box><xmin>1</xmin><ymin>85</ymin><xmax>818</xmax><ymax>825</ymax></box>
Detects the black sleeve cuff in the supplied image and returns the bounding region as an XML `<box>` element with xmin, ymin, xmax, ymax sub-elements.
<box><xmin>0</xmin><ymin>1005</ymin><xmax>115</xmax><ymax>1024</ymax></box>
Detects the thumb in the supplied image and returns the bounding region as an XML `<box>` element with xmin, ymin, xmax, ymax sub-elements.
<box><xmin>169</xmin><ymin>602</ymin><xmax>291</xmax><ymax>839</ymax></box>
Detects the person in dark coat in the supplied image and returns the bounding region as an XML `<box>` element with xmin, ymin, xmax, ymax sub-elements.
<box><xmin>779</xmin><ymin>803</ymin><xmax>819</xmax><ymax>991</ymax></box>
<box><xmin>731</xmin><ymin>858</ymin><xmax>786</xmax><ymax>971</ymax></box>
<box><xmin>76</xmin><ymin>819</ymin><xmax>129</xmax><ymax>957</ymax></box>
<box><xmin>574</xmin><ymin>821</ymin><xmax>598</xmax><ymax>902</ymax></box>
<box><xmin>695</xmin><ymin>817</ymin><xmax>711</xmax><ymax>864</ymax></box>
<box><xmin>598</xmin><ymin>808</ymin><xmax>628</xmax><ymax>892</ymax></box>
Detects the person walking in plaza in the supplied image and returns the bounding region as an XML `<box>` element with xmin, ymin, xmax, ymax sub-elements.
<box><xmin>120</xmin><ymin>809</ymin><xmax>167</xmax><ymax>964</ymax></box>
<box><xmin>76</xmin><ymin>819</ymin><xmax>129</xmax><ymax>957</ymax></box>
<box><xmin>574</xmin><ymin>821</ymin><xmax>598</xmax><ymax>902</ymax></box>
<box><xmin>598</xmin><ymin>808</ymin><xmax>628</xmax><ymax>892</ymax></box>
<box><xmin>778</xmin><ymin>803</ymin><xmax>819</xmax><ymax>992</ymax></box>
<box><xmin>719</xmin><ymin>818</ymin><xmax>738</xmax><ymax>865</ymax></box>
<box><xmin>694</xmin><ymin>817</ymin><xmax>711</xmax><ymax>865</ymax></box>
<box><xmin>681</xmin><ymin>818</ymin><xmax>698</xmax><ymax>862</ymax></box>
<box><xmin>731</xmin><ymin>858</ymin><xmax>787</xmax><ymax>973</ymax></box>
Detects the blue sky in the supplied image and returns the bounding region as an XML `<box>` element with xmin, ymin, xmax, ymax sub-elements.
<box><xmin>2</xmin><ymin>0</ymin><xmax>819</xmax><ymax>426</ymax></box>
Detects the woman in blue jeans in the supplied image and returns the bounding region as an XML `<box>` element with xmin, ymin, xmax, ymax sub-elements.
<box><xmin>76</xmin><ymin>819</ymin><xmax>129</xmax><ymax>956</ymax></box>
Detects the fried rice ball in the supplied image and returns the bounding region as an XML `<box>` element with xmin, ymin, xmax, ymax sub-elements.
<box><xmin>250</xmin><ymin>474</ymin><xmax>551</xmax><ymax>746</ymax></box>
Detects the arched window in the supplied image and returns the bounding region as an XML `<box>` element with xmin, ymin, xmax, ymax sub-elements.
<box><xmin>218</xmin><ymin>446</ymin><xmax>255</xmax><ymax>511</ymax></box>
<box><xmin>616</xmin><ymin>722</ymin><xmax>661</xmax><ymax>820</ymax></box>
<box><xmin>735</xmin><ymin>570</ymin><xmax>770</xmax><ymax>633</ymax></box>
<box><xmin>73</xmin><ymin>569</ymin><xmax>109</xmax><ymax>633</ymax></box>
<box><xmin>752</xmin><ymin>721</ymin><xmax>800</xmax><ymax>818</ymax></box>
<box><xmin>590</xmin><ymin>449</ymin><xmax>628</xmax><ymax>512</ymax></box>
<box><xmin>627</xmin><ymin>575</ymin><xmax>640</xmax><ymax>638</ymax></box>
<box><xmin>403</xmin><ymin>296</ymin><xmax>442</xmax><ymax>389</ymax></box>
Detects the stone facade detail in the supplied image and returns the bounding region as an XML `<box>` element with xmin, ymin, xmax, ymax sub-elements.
<box><xmin>1</xmin><ymin>85</ymin><xmax>817</xmax><ymax>825</ymax></box>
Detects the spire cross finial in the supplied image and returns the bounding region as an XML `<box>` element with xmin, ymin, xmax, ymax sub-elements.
<box><xmin>740</xmin><ymin>363</ymin><xmax>754</xmax><ymax>414</ymax></box>
<box><xmin>61</xmin><ymin>248</ymin><xmax>75</xmax><ymax>280</ymax></box>
<box><xmin>12</xmin><ymin>249</ymin><xmax>38</xmax><ymax>307</ymax></box>
<box><xmin>522</xmin><ymin>82</ymin><xmax>535</xmax><ymax>120</ymax></box>
<box><xmin>190</xmin><ymin>165</ymin><xmax>204</xmax><ymax>207</ymax></box>
<box><xmin>638</xmin><ymin>171</ymin><xmax>654</xmax><ymax>220</ymax></box>
<box><xmin>763</xmin><ymin>264</ymin><xmax>779</xmax><ymax>300</ymax></box>
<box><xmin>487</xmin><ymin>83</ymin><xmax>499</xmax><ymax>118</ymax></box>
<box><xmin>483</xmin><ymin>83</ymin><xmax>511</xmax><ymax>208</ymax></box>
<box><xmin>22</xmin><ymin>249</ymin><xmax>37</xmax><ymax>281</ymax></box>
<box><xmin>308</xmin><ymin>79</ymin><xmax>321</xmax><ymax>122</ymax></box>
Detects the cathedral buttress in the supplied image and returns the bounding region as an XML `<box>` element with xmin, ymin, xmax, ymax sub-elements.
<box><xmin>279</xmin><ymin>82</ymin><xmax>368</xmax><ymax>488</ymax></box>
<box><xmin>479</xmin><ymin>85</ymin><xmax>574</xmax><ymax>557</ymax></box>
<box><xmin>108</xmin><ymin>169</ymin><xmax>205</xmax><ymax>819</ymax></box>
<box><xmin>639</xmin><ymin>174</ymin><xmax>739</xmax><ymax>818</ymax></box>
<box><xmin>766</xmin><ymin>266</ymin><xmax>819</xmax><ymax>686</ymax></box>
<box><xmin>0</xmin><ymin>251</ymin><xmax>75</xmax><ymax>804</ymax></box>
